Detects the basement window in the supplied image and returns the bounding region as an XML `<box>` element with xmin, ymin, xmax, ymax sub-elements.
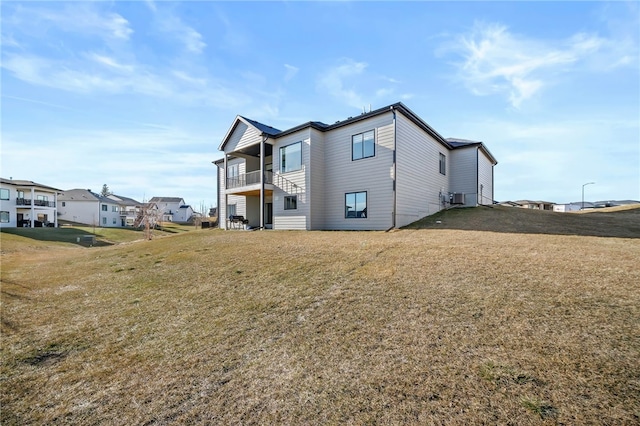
<box><xmin>284</xmin><ymin>195</ymin><xmax>297</xmax><ymax>210</ymax></box>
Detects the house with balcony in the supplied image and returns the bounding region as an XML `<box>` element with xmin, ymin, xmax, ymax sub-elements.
<box><xmin>58</xmin><ymin>189</ymin><xmax>142</xmax><ymax>227</ymax></box>
<box><xmin>148</xmin><ymin>197</ymin><xmax>194</xmax><ymax>222</ymax></box>
<box><xmin>0</xmin><ymin>178</ymin><xmax>62</xmax><ymax>227</ymax></box>
<box><xmin>214</xmin><ymin>102</ymin><xmax>497</xmax><ymax>231</ymax></box>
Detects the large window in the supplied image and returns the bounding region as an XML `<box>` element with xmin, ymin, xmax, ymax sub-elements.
<box><xmin>439</xmin><ymin>153</ymin><xmax>446</xmax><ymax>175</ymax></box>
<box><xmin>227</xmin><ymin>164</ymin><xmax>239</xmax><ymax>178</ymax></box>
<box><xmin>345</xmin><ymin>192</ymin><xmax>367</xmax><ymax>218</ymax></box>
<box><xmin>0</xmin><ymin>211</ymin><xmax>9</xmax><ymax>222</ymax></box>
<box><xmin>0</xmin><ymin>189</ymin><xmax>9</xmax><ymax>200</ymax></box>
<box><xmin>284</xmin><ymin>195</ymin><xmax>297</xmax><ymax>210</ymax></box>
<box><xmin>280</xmin><ymin>141</ymin><xmax>302</xmax><ymax>173</ymax></box>
<box><xmin>352</xmin><ymin>130</ymin><xmax>375</xmax><ymax>160</ymax></box>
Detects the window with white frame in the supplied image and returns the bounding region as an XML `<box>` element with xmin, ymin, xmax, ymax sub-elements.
<box><xmin>280</xmin><ymin>141</ymin><xmax>302</xmax><ymax>173</ymax></box>
<box><xmin>345</xmin><ymin>192</ymin><xmax>367</xmax><ymax>218</ymax></box>
<box><xmin>352</xmin><ymin>130</ymin><xmax>375</xmax><ymax>160</ymax></box>
<box><xmin>0</xmin><ymin>211</ymin><xmax>9</xmax><ymax>222</ymax></box>
<box><xmin>439</xmin><ymin>153</ymin><xmax>446</xmax><ymax>175</ymax></box>
<box><xmin>284</xmin><ymin>195</ymin><xmax>297</xmax><ymax>210</ymax></box>
<box><xmin>1</xmin><ymin>189</ymin><xmax>10</xmax><ymax>200</ymax></box>
<box><xmin>101</xmin><ymin>204</ymin><xmax>108</xmax><ymax>211</ymax></box>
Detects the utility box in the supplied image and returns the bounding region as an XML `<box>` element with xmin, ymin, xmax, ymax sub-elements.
<box><xmin>451</xmin><ymin>193</ymin><xmax>465</xmax><ymax>205</ymax></box>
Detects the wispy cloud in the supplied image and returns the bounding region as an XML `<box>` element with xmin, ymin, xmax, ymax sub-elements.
<box><xmin>441</xmin><ymin>21</ymin><xmax>632</xmax><ymax>108</ymax></box>
<box><xmin>2</xmin><ymin>3</ymin><xmax>133</xmax><ymax>41</ymax></box>
<box><xmin>156</xmin><ymin>14</ymin><xmax>206</xmax><ymax>54</ymax></box>
<box><xmin>317</xmin><ymin>59</ymin><xmax>369</xmax><ymax>108</ymax></box>
<box><xmin>284</xmin><ymin>64</ymin><xmax>299</xmax><ymax>82</ymax></box>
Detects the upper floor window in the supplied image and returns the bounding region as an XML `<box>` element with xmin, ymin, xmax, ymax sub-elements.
<box><xmin>284</xmin><ymin>195</ymin><xmax>297</xmax><ymax>210</ymax></box>
<box><xmin>345</xmin><ymin>191</ymin><xmax>367</xmax><ymax>218</ymax></box>
<box><xmin>0</xmin><ymin>189</ymin><xmax>9</xmax><ymax>200</ymax></box>
<box><xmin>17</xmin><ymin>191</ymin><xmax>24</xmax><ymax>198</ymax></box>
<box><xmin>101</xmin><ymin>204</ymin><xmax>108</xmax><ymax>211</ymax></box>
<box><xmin>439</xmin><ymin>153</ymin><xmax>446</xmax><ymax>175</ymax></box>
<box><xmin>280</xmin><ymin>141</ymin><xmax>302</xmax><ymax>173</ymax></box>
<box><xmin>352</xmin><ymin>130</ymin><xmax>375</xmax><ymax>160</ymax></box>
<box><xmin>227</xmin><ymin>163</ymin><xmax>239</xmax><ymax>178</ymax></box>
<box><xmin>37</xmin><ymin>195</ymin><xmax>48</xmax><ymax>201</ymax></box>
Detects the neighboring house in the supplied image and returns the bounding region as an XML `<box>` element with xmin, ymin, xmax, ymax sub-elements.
<box><xmin>513</xmin><ymin>200</ymin><xmax>554</xmax><ymax>210</ymax></box>
<box><xmin>214</xmin><ymin>102</ymin><xmax>498</xmax><ymax>230</ymax></box>
<box><xmin>553</xmin><ymin>202</ymin><xmax>588</xmax><ymax>212</ymax></box>
<box><xmin>148</xmin><ymin>197</ymin><xmax>193</xmax><ymax>222</ymax></box>
<box><xmin>106</xmin><ymin>194</ymin><xmax>143</xmax><ymax>226</ymax></box>
<box><xmin>58</xmin><ymin>190</ymin><xmax>141</xmax><ymax>227</ymax></box>
<box><xmin>0</xmin><ymin>177</ymin><xmax>61</xmax><ymax>228</ymax></box>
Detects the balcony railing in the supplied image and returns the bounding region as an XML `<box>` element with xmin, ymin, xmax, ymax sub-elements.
<box><xmin>227</xmin><ymin>170</ymin><xmax>273</xmax><ymax>189</ymax></box>
<box><xmin>16</xmin><ymin>198</ymin><xmax>56</xmax><ymax>207</ymax></box>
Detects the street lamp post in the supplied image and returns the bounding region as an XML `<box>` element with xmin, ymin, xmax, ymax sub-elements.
<box><xmin>582</xmin><ymin>182</ymin><xmax>595</xmax><ymax>210</ymax></box>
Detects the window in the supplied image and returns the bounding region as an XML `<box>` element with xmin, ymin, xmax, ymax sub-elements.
<box><xmin>439</xmin><ymin>153</ymin><xmax>446</xmax><ymax>175</ymax></box>
<box><xmin>284</xmin><ymin>195</ymin><xmax>297</xmax><ymax>210</ymax></box>
<box><xmin>345</xmin><ymin>192</ymin><xmax>367</xmax><ymax>218</ymax></box>
<box><xmin>102</xmin><ymin>217</ymin><xmax>107</xmax><ymax>225</ymax></box>
<box><xmin>280</xmin><ymin>141</ymin><xmax>302</xmax><ymax>173</ymax></box>
<box><xmin>0</xmin><ymin>189</ymin><xmax>10</xmax><ymax>200</ymax></box>
<box><xmin>227</xmin><ymin>204</ymin><xmax>237</xmax><ymax>217</ymax></box>
<box><xmin>112</xmin><ymin>206</ymin><xmax>118</xmax><ymax>212</ymax></box>
<box><xmin>37</xmin><ymin>195</ymin><xmax>48</xmax><ymax>201</ymax></box>
<box><xmin>113</xmin><ymin>218</ymin><xmax>117</xmax><ymax>225</ymax></box>
<box><xmin>62</xmin><ymin>202</ymin><xmax>66</xmax><ymax>207</ymax></box>
<box><xmin>17</xmin><ymin>191</ymin><xmax>24</xmax><ymax>198</ymax></box>
<box><xmin>352</xmin><ymin>130</ymin><xmax>375</xmax><ymax>160</ymax></box>
<box><xmin>0</xmin><ymin>211</ymin><xmax>9</xmax><ymax>223</ymax></box>
<box><xmin>101</xmin><ymin>204</ymin><xmax>108</xmax><ymax>211</ymax></box>
<box><xmin>227</xmin><ymin>164</ymin><xmax>239</xmax><ymax>178</ymax></box>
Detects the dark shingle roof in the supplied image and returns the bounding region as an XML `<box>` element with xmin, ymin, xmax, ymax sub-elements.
<box><xmin>0</xmin><ymin>177</ymin><xmax>62</xmax><ymax>192</ymax></box>
<box><xmin>240</xmin><ymin>116</ymin><xmax>282</xmax><ymax>136</ymax></box>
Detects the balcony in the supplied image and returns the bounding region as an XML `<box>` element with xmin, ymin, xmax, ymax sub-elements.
<box><xmin>16</xmin><ymin>198</ymin><xmax>56</xmax><ymax>208</ymax></box>
<box><xmin>227</xmin><ymin>170</ymin><xmax>273</xmax><ymax>189</ymax></box>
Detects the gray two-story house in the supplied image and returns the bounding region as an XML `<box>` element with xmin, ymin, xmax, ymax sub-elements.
<box><xmin>215</xmin><ymin>102</ymin><xmax>497</xmax><ymax>231</ymax></box>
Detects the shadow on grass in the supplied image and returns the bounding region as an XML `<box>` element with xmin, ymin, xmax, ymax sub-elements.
<box><xmin>0</xmin><ymin>227</ymin><xmax>114</xmax><ymax>247</ymax></box>
<box><xmin>403</xmin><ymin>206</ymin><xmax>640</xmax><ymax>238</ymax></box>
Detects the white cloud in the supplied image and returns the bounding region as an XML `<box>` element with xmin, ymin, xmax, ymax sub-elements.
<box><xmin>442</xmin><ymin>21</ymin><xmax>631</xmax><ymax>108</ymax></box>
<box><xmin>317</xmin><ymin>59</ymin><xmax>369</xmax><ymax>108</ymax></box>
<box><xmin>3</xmin><ymin>4</ymin><xmax>133</xmax><ymax>41</ymax></box>
<box><xmin>153</xmin><ymin>11</ymin><xmax>206</xmax><ymax>54</ymax></box>
<box><xmin>284</xmin><ymin>64</ymin><xmax>299</xmax><ymax>82</ymax></box>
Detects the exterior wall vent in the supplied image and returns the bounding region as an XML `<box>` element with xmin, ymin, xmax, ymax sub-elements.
<box><xmin>452</xmin><ymin>193</ymin><xmax>465</xmax><ymax>205</ymax></box>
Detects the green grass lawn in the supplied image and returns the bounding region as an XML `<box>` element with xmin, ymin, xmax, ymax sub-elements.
<box><xmin>1</xmin><ymin>207</ymin><xmax>639</xmax><ymax>424</ymax></box>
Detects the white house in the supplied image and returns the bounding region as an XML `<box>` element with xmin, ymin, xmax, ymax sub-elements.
<box><xmin>214</xmin><ymin>102</ymin><xmax>497</xmax><ymax>231</ymax></box>
<box><xmin>58</xmin><ymin>189</ymin><xmax>142</xmax><ymax>227</ymax></box>
<box><xmin>148</xmin><ymin>197</ymin><xmax>194</xmax><ymax>222</ymax></box>
<box><xmin>0</xmin><ymin>178</ymin><xmax>61</xmax><ymax>228</ymax></box>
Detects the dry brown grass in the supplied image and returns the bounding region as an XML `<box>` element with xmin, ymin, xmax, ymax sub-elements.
<box><xmin>1</xmin><ymin>208</ymin><xmax>639</xmax><ymax>424</ymax></box>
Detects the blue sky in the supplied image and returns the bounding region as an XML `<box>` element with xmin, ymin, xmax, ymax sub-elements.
<box><xmin>2</xmin><ymin>1</ymin><xmax>639</xmax><ymax>209</ymax></box>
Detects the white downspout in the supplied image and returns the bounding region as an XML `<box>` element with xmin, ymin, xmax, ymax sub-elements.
<box><xmin>260</xmin><ymin>135</ymin><xmax>266</xmax><ymax>230</ymax></box>
<box><xmin>391</xmin><ymin>106</ymin><xmax>397</xmax><ymax>229</ymax></box>
<box><xmin>30</xmin><ymin>187</ymin><xmax>35</xmax><ymax>227</ymax></box>
<box><xmin>223</xmin><ymin>154</ymin><xmax>228</xmax><ymax>230</ymax></box>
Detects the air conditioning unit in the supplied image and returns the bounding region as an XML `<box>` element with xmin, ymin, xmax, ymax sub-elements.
<box><xmin>452</xmin><ymin>193</ymin><xmax>465</xmax><ymax>205</ymax></box>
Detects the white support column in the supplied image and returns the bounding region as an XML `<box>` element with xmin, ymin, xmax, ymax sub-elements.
<box><xmin>260</xmin><ymin>137</ymin><xmax>265</xmax><ymax>230</ymax></box>
<box><xmin>223</xmin><ymin>154</ymin><xmax>228</xmax><ymax>230</ymax></box>
<box><xmin>30</xmin><ymin>187</ymin><xmax>35</xmax><ymax>227</ymax></box>
<box><xmin>54</xmin><ymin>192</ymin><xmax>58</xmax><ymax>227</ymax></box>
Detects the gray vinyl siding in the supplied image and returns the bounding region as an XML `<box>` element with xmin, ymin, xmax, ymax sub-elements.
<box><xmin>219</xmin><ymin>157</ymin><xmax>247</xmax><ymax>228</ymax></box>
<box><xmin>323</xmin><ymin>112</ymin><xmax>394</xmax><ymax>230</ymax></box>
<box><xmin>273</xmin><ymin>129</ymin><xmax>310</xmax><ymax>230</ymax></box>
<box><xmin>309</xmin><ymin>128</ymin><xmax>325</xmax><ymax>230</ymax></box>
<box><xmin>449</xmin><ymin>147</ymin><xmax>478</xmax><ymax>206</ymax></box>
<box><xmin>478</xmin><ymin>150</ymin><xmax>494</xmax><ymax>205</ymax></box>
<box><xmin>224</xmin><ymin>121</ymin><xmax>262</xmax><ymax>153</ymax></box>
<box><xmin>395</xmin><ymin>113</ymin><xmax>449</xmax><ymax>227</ymax></box>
